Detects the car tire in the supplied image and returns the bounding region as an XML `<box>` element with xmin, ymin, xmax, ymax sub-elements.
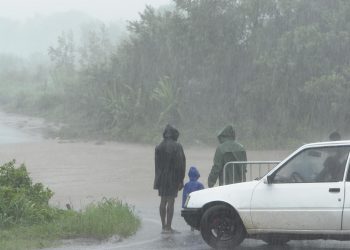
<box><xmin>200</xmin><ymin>204</ymin><xmax>245</xmax><ymax>249</ymax></box>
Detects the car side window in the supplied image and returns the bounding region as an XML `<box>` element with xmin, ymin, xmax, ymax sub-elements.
<box><xmin>273</xmin><ymin>146</ymin><xmax>350</xmax><ymax>183</ymax></box>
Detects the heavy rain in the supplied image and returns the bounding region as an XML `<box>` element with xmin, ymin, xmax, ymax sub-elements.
<box><xmin>1</xmin><ymin>0</ymin><xmax>350</xmax><ymax>250</ymax></box>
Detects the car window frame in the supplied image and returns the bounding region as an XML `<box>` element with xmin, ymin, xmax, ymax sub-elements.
<box><xmin>271</xmin><ymin>145</ymin><xmax>350</xmax><ymax>184</ymax></box>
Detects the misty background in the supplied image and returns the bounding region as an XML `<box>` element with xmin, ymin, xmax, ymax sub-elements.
<box><xmin>0</xmin><ymin>0</ymin><xmax>349</xmax><ymax>148</ymax></box>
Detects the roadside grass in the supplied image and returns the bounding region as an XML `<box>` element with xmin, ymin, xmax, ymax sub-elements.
<box><xmin>0</xmin><ymin>161</ymin><xmax>140</xmax><ymax>250</ymax></box>
<box><xmin>0</xmin><ymin>199</ymin><xmax>141</xmax><ymax>250</ymax></box>
<box><xmin>58</xmin><ymin>199</ymin><xmax>140</xmax><ymax>239</ymax></box>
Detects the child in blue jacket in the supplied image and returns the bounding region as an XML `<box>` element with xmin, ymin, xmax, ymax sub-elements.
<box><xmin>182</xmin><ymin>166</ymin><xmax>205</xmax><ymax>208</ymax></box>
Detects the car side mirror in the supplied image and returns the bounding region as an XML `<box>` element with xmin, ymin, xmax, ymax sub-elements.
<box><xmin>264</xmin><ymin>175</ymin><xmax>273</xmax><ymax>184</ymax></box>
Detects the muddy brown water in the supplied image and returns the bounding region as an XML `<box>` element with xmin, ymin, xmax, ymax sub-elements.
<box><xmin>2</xmin><ymin>113</ymin><xmax>349</xmax><ymax>249</ymax></box>
<box><xmin>0</xmin><ymin>141</ymin><xmax>290</xmax><ymax>210</ymax></box>
<box><xmin>0</xmin><ymin>140</ymin><xmax>291</xmax><ymax>250</ymax></box>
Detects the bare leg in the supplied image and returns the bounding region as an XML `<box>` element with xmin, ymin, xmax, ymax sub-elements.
<box><xmin>159</xmin><ymin>197</ymin><xmax>167</xmax><ymax>230</ymax></box>
<box><xmin>165</xmin><ymin>197</ymin><xmax>175</xmax><ymax>230</ymax></box>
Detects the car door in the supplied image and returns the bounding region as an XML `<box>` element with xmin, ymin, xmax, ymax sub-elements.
<box><xmin>341</xmin><ymin>155</ymin><xmax>350</xmax><ymax>230</ymax></box>
<box><xmin>250</xmin><ymin>146</ymin><xmax>349</xmax><ymax>231</ymax></box>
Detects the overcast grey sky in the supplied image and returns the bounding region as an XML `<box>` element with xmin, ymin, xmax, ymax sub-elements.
<box><xmin>0</xmin><ymin>0</ymin><xmax>172</xmax><ymax>22</ymax></box>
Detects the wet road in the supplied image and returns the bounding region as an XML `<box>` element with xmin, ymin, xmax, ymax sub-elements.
<box><xmin>43</xmin><ymin>205</ymin><xmax>350</xmax><ymax>250</ymax></box>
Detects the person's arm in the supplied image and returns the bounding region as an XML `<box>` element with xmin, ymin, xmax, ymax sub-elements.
<box><xmin>154</xmin><ymin>147</ymin><xmax>160</xmax><ymax>189</ymax></box>
<box><xmin>181</xmin><ymin>145</ymin><xmax>186</xmax><ymax>182</ymax></box>
<box><xmin>208</xmin><ymin>148</ymin><xmax>223</xmax><ymax>188</ymax></box>
<box><xmin>316</xmin><ymin>157</ymin><xmax>332</xmax><ymax>182</ymax></box>
<box><xmin>182</xmin><ymin>183</ymin><xmax>188</xmax><ymax>208</ymax></box>
<box><xmin>177</xmin><ymin>144</ymin><xmax>186</xmax><ymax>190</ymax></box>
<box><xmin>241</xmin><ymin>150</ymin><xmax>247</xmax><ymax>181</ymax></box>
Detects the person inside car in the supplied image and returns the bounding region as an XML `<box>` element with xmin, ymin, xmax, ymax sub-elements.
<box><xmin>317</xmin><ymin>148</ymin><xmax>347</xmax><ymax>182</ymax></box>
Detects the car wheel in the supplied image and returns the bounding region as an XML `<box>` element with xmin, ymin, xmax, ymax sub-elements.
<box><xmin>262</xmin><ymin>237</ymin><xmax>290</xmax><ymax>245</ymax></box>
<box><xmin>200</xmin><ymin>204</ymin><xmax>245</xmax><ymax>249</ymax></box>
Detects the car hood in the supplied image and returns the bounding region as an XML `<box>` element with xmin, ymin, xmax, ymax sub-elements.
<box><xmin>186</xmin><ymin>180</ymin><xmax>259</xmax><ymax>209</ymax></box>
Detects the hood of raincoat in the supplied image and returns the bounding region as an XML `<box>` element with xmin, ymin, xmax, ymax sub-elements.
<box><xmin>188</xmin><ymin>166</ymin><xmax>200</xmax><ymax>181</ymax></box>
<box><xmin>163</xmin><ymin>124</ymin><xmax>179</xmax><ymax>141</ymax></box>
<box><xmin>329</xmin><ymin>131</ymin><xmax>341</xmax><ymax>141</ymax></box>
<box><xmin>217</xmin><ymin>125</ymin><xmax>235</xmax><ymax>143</ymax></box>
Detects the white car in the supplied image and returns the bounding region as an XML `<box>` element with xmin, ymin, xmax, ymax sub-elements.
<box><xmin>181</xmin><ymin>141</ymin><xmax>350</xmax><ymax>249</ymax></box>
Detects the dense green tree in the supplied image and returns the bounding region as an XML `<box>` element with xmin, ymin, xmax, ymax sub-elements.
<box><xmin>3</xmin><ymin>0</ymin><xmax>350</xmax><ymax>147</ymax></box>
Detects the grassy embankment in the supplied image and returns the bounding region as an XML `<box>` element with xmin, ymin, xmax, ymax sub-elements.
<box><xmin>0</xmin><ymin>160</ymin><xmax>140</xmax><ymax>250</ymax></box>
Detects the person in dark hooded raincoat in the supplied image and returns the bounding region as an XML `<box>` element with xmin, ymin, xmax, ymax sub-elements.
<box><xmin>329</xmin><ymin>131</ymin><xmax>341</xmax><ymax>141</ymax></box>
<box><xmin>208</xmin><ymin>125</ymin><xmax>247</xmax><ymax>187</ymax></box>
<box><xmin>154</xmin><ymin>124</ymin><xmax>186</xmax><ymax>233</ymax></box>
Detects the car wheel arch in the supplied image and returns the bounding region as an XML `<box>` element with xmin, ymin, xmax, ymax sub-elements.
<box><xmin>201</xmin><ymin>201</ymin><xmax>246</xmax><ymax>232</ymax></box>
<box><xmin>199</xmin><ymin>202</ymin><xmax>247</xmax><ymax>249</ymax></box>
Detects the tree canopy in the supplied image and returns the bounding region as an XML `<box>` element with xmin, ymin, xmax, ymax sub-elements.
<box><xmin>2</xmin><ymin>0</ymin><xmax>350</xmax><ymax>148</ymax></box>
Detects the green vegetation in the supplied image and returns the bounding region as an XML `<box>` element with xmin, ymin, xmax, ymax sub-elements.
<box><xmin>0</xmin><ymin>161</ymin><xmax>140</xmax><ymax>250</ymax></box>
<box><xmin>1</xmin><ymin>0</ymin><xmax>350</xmax><ymax>148</ymax></box>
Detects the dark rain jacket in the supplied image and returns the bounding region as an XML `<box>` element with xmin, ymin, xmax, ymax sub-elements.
<box><xmin>154</xmin><ymin>125</ymin><xmax>186</xmax><ymax>197</ymax></box>
<box><xmin>182</xmin><ymin>166</ymin><xmax>204</xmax><ymax>207</ymax></box>
<box><xmin>208</xmin><ymin>125</ymin><xmax>247</xmax><ymax>187</ymax></box>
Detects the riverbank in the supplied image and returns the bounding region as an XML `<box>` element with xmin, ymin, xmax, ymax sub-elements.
<box><xmin>0</xmin><ymin>111</ymin><xmax>292</xmax><ymax>249</ymax></box>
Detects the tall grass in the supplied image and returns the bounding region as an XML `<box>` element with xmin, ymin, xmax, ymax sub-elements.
<box><xmin>0</xmin><ymin>198</ymin><xmax>140</xmax><ymax>250</ymax></box>
<box><xmin>59</xmin><ymin>198</ymin><xmax>140</xmax><ymax>239</ymax></box>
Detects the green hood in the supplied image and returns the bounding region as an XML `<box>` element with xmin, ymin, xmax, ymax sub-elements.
<box><xmin>217</xmin><ymin>125</ymin><xmax>235</xmax><ymax>143</ymax></box>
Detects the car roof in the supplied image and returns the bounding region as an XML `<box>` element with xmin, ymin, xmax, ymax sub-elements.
<box><xmin>302</xmin><ymin>140</ymin><xmax>350</xmax><ymax>149</ymax></box>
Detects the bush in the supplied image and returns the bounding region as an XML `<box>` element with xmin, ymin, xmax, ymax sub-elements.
<box><xmin>0</xmin><ymin>160</ymin><xmax>57</xmax><ymax>228</ymax></box>
<box><xmin>0</xmin><ymin>160</ymin><xmax>141</xmax><ymax>249</ymax></box>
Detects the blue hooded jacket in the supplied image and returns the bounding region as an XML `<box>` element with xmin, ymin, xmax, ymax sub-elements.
<box><xmin>182</xmin><ymin>166</ymin><xmax>204</xmax><ymax>207</ymax></box>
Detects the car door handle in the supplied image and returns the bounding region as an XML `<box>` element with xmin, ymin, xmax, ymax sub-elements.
<box><xmin>329</xmin><ymin>188</ymin><xmax>340</xmax><ymax>193</ymax></box>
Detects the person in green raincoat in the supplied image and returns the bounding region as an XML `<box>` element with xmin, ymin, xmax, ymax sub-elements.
<box><xmin>208</xmin><ymin>125</ymin><xmax>247</xmax><ymax>187</ymax></box>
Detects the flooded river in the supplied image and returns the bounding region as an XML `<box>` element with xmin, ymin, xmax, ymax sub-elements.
<box><xmin>1</xmin><ymin>111</ymin><xmax>350</xmax><ymax>250</ymax></box>
<box><xmin>0</xmin><ymin>111</ymin><xmax>43</xmax><ymax>144</ymax></box>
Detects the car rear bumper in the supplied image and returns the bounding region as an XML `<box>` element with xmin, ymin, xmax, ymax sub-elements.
<box><xmin>181</xmin><ymin>208</ymin><xmax>202</xmax><ymax>229</ymax></box>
